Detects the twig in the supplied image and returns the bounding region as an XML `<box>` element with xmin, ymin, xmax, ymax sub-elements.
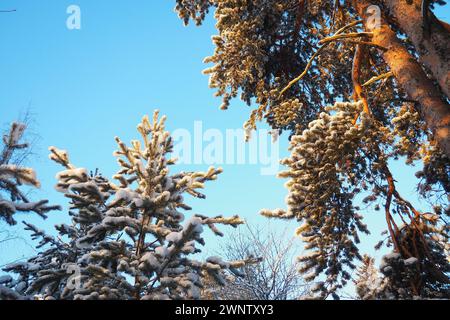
<box><xmin>277</xmin><ymin>20</ymin><xmax>365</xmax><ymax>99</ymax></box>
<box><xmin>278</xmin><ymin>46</ymin><xmax>326</xmax><ymax>99</ymax></box>
<box><xmin>334</xmin><ymin>20</ymin><xmax>363</xmax><ymax>35</ymax></box>
<box><xmin>318</xmin><ymin>32</ymin><xmax>373</xmax><ymax>45</ymax></box>
<box><xmin>362</xmin><ymin>71</ymin><xmax>394</xmax><ymax>86</ymax></box>
<box><xmin>338</xmin><ymin>39</ymin><xmax>387</xmax><ymax>51</ymax></box>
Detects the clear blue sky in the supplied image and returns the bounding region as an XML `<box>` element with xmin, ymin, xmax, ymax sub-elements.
<box><xmin>0</xmin><ymin>0</ymin><xmax>293</xmax><ymax>266</ymax></box>
<box><xmin>1</xmin><ymin>0</ymin><xmax>449</xmax><ymax>291</ymax></box>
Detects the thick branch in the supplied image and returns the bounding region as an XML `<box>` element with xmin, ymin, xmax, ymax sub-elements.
<box><xmin>353</xmin><ymin>0</ymin><xmax>450</xmax><ymax>158</ymax></box>
<box><xmin>381</xmin><ymin>0</ymin><xmax>450</xmax><ymax>99</ymax></box>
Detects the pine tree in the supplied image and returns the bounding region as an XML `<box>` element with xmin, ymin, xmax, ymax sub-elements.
<box><xmin>175</xmin><ymin>0</ymin><xmax>449</xmax><ymax>155</ymax></box>
<box><xmin>0</xmin><ymin>122</ymin><xmax>60</xmax><ymax>226</ymax></box>
<box><xmin>173</xmin><ymin>0</ymin><xmax>450</xmax><ymax>299</ymax></box>
<box><xmin>1</xmin><ymin>111</ymin><xmax>253</xmax><ymax>300</ymax></box>
<box><xmin>0</xmin><ymin>121</ymin><xmax>61</xmax><ymax>299</ymax></box>
<box><xmin>355</xmin><ymin>248</ymin><xmax>450</xmax><ymax>300</ymax></box>
<box><xmin>354</xmin><ymin>255</ymin><xmax>380</xmax><ymax>300</ymax></box>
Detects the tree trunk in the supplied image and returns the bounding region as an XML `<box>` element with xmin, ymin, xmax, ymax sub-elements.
<box><xmin>352</xmin><ymin>0</ymin><xmax>450</xmax><ymax>158</ymax></box>
<box><xmin>381</xmin><ymin>0</ymin><xmax>450</xmax><ymax>99</ymax></box>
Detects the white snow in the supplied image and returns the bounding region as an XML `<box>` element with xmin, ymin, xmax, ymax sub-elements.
<box><xmin>184</xmin><ymin>217</ymin><xmax>203</xmax><ymax>234</ymax></box>
<box><xmin>56</xmin><ymin>168</ymin><xmax>88</xmax><ymax>181</ymax></box>
<box><xmin>0</xmin><ymin>275</ymin><xmax>12</xmax><ymax>284</ymax></box>
<box><xmin>113</xmin><ymin>189</ymin><xmax>144</xmax><ymax>207</ymax></box>
<box><xmin>0</xmin><ymin>285</ymin><xmax>22</xmax><ymax>299</ymax></box>
<box><xmin>141</xmin><ymin>252</ymin><xmax>160</xmax><ymax>270</ymax></box>
<box><xmin>404</xmin><ymin>257</ymin><xmax>418</xmax><ymax>266</ymax></box>
<box><xmin>0</xmin><ymin>165</ymin><xmax>37</xmax><ymax>186</ymax></box>
<box><xmin>11</xmin><ymin>122</ymin><xmax>26</xmax><ymax>143</ymax></box>
<box><xmin>166</xmin><ymin>232</ymin><xmax>182</xmax><ymax>243</ymax></box>
<box><xmin>0</xmin><ymin>200</ymin><xmax>16</xmax><ymax>213</ymax></box>
<box><xmin>155</xmin><ymin>246</ymin><xmax>168</xmax><ymax>258</ymax></box>
<box><xmin>114</xmin><ymin>189</ymin><xmax>138</xmax><ymax>202</ymax></box>
<box><xmin>206</xmin><ymin>256</ymin><xmax>229</xmax><ymax>268</ymax></box>
<box><xmin>102</xmin><ymin>216</ymin><xmax>140</xmax><ymax>230</ymax></box>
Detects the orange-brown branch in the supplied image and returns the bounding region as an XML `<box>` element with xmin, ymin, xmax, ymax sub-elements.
<box><xmin>385</xmin><ymin>173</ymin><xmax>401</xmax><ymax>253</ymax></box>
<box><xmin>353</xmin><ymin>0</ymin><xmax>450</xmax><ymax>159</ymax></box>
<box><xmin>351</xmin><ymin>44</ymin><xmax>371</xmax><ymax>125</ymax></box>
<box><xmin>380</xmin><ymin>0</ymin><xmax>450</xmax><ymax>99</ymax></box>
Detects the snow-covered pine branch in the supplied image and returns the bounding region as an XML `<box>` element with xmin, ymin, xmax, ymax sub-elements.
<box><xmin>259</xmin><ymin>100</ymin><xmax>450</xmax><ymax>299</ymax></box>
<box><xmin>260</xmin><ymin>101</ymin><xmax>373</xmax><ymax>299</ymax></box>
<box><xmin>0</xmin><ymin>122</ymin><xmax>61</xmax><ymax>225</ymax></box>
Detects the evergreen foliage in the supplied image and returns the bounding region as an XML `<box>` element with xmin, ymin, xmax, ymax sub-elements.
<box><xmin>174</xmin><ymin>0</ymin><xmax>450</xmax><ymax>299</ymax></box>
<box><xmin>1</xmin><ymin>112</ymin><xmax>252</xmax><ymax>300</ymax></box>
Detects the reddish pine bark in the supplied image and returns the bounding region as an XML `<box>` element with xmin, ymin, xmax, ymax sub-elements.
<box><xmin>381</xmin><ymin>0</ymin><xmax>450</xmax><ymax>99</ymax></box>
<box><xmin>353</xmin><ymin>0</ymin><xmax>450</xmax><ymax>158</ymax></box>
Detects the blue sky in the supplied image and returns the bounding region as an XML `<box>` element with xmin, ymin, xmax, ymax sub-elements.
<box><xmin>0</xmin><ymin>0</ymin><xmax>293</xmax><ymax>265</ymax></box>
<box><xmin>1</xmin><ymin>0</ymin><xmax>449</xmax><ymax>291</ymax></box>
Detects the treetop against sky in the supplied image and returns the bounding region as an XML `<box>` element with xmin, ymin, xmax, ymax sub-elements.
<box><xmin>1</xmin><ymin>1</ymin><xmax>449</xmax><ymax>299</ymax></box>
